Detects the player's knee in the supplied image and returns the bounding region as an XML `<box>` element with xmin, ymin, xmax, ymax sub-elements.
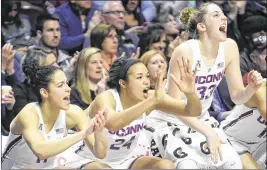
<box><xmin>176</xmin><ymin>159</ymin><xmax>198</xmax><ymax>169</ymax></box>
<box><xmin>156</xmin><ymin>159</ymin><xmax>175</xmax><ymax>169</ymax></box>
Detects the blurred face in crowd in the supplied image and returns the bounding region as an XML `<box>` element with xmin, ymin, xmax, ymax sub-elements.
<box><xmin>103</xmin><ymin>2</ymin><xmax>126</xmax><ymax>30</ymax></box>
<box><xmin>126</xmin><ymin>0</ymin><xmax>139</xmax><ymax>12</ymax></box>
<box><xmin>87</xmin><ymin>52</ymin><xmax>104</xmax><ymax>82</ymax></box>
<box><xmin>146</xmin><ymin>53</ymin><xmax>167</xmax><ymax>83</ymax></box>
<box><xmin>75</xmin><ymin>0</ymin><xmax>91</xmax><ymax>9</ymax></box>
<box><xmin>254</xmin><ymin>48</ymin><xmax>266</xmax><ymax>78</ymax></box>
<box><xmin>101</xmin><ymin>28</ymin><xmax>119</xmax><ymax>55</ymax></box>
<box><xmin>150</xmin><ymin>33</ymin><xmax>167</xmax><ymax>53</ymax></box>
<box><xmin>8</xmin><ymin>3</ymin><xmax>18</xmax><ymax>18</ymax></box>
<box><xmin>251</xmin><ymin>30</ymin><xmax>266</xmax><ymax>49</ymax></box>
<box><xmin>41</xmin><ymin>20</ymin><xmax>61</xmax><ymax>49</ymax></box>
<box><xmin>164</xmin><ymin>14</ymin><xmax>179</xmax><ymax>35</ymax></box>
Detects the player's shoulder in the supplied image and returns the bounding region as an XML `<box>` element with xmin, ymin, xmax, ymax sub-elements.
<box><xmin>176</xmin><ymin>39</ymin><xmax>192</xmax><ymax>52</ymax></box>
<box><xmin>11</xmin><ymin>103</ymin><xmax>39</xmax><ymax>132</ymax></box>
<box><xmin>223</xmin><ymin>38</ymin><xmax>238</xmax><ymax>47</ymax></box>
<box><xmin>171</xmin><ymin>40</ymin><xmax>193</xmax><ymax>61</ymax></box>
<box><xmin>17</xmin><ymin>103</ymin><xmax>39</xmax><ymax>122</ymax></box>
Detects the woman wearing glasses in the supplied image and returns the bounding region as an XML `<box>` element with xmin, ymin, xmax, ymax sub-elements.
<box><xmin>90</xmin><ymin>24</ymin><xmax>119</xmax><ymax>71</ymax></box>
<box><xmin>2</xmin><ymin>1</ymin><xmax>33</xmax><ymax>47</ymax></box>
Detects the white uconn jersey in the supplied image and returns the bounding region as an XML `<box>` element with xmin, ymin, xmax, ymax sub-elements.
<box><xmin>77</xmin><ymin>89</ymin><xmax>146</xmax><ymax>162</ymax></box>
<box><xmin>2</xmin><ymin>102</ymin><xmax>67</xmax><ymax>169</ymax></box>
<box><xmin>221</xmin><ymin>105</ymin><xmax>266</xmax><ymax>143</ymax></box>
<box><xmin>189</xmin><ymin>39</ymin><xmax>225</xmax><ymax>119</ymax></box>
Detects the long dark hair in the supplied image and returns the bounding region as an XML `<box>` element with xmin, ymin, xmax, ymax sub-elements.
<box><xmin>121</xmin><ymin>0</ymin><xmax>144</xmax><ymax>29</ymax></box>
<box><xmin>2</xmin><ymin>0</ymin><xmax>22</xmax><ymax>29</ymax></box>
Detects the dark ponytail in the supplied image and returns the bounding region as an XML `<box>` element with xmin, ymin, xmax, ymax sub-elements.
<box><xmin>29</xmin><ymin>60</ymin><xmax>60</xmax><ymax>103</ymax></box>
<box><xmin>107</xmin><ymin>57</ymin><xmax>140</xmax><ymax>92</ymax></box>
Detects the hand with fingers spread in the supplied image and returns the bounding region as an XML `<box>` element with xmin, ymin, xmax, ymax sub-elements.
<box><xmin>2</xmin><ymin>43</ymin><xmax>16</xmax><ymax>74</ymax></box>
<box><xmin>247</xmin><ymin>70</ymin><xmax>264</xmax><ymax>92</ymax></box>
<box><xmin>84</xmin><ymin>10</ymin><xmax>103</xmax><ymax>37</ymax></box>
<box><xmin>206</xmin><ymin>132</ymin><xmax>226</xmax><ymax>164</ymax></box>
<box><xmin>68</xmin><ymin>51</ymin><xmax>80</xmax><ymax>72</ymax></box>
<box><xmin>89</xmin><ymin>10</ymin><xmax>103</xmax><ymax>29</ymax></box>
<box><xmin>154</xmin><ymin>70</ymin><xmax>167</xmax><ymax>103</ymax></box>
<box><xmin>170</xmin><ymin>56</ymin><xmax>197</xmax><ymax>94</ymax></box>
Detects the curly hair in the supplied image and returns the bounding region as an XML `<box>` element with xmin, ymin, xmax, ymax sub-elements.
<box><xmin>22</xmin><ymin>46</ymin><xmax>55</xmax><ymax>82</ymax></box>
<box><xmin>28</xmin><ymin>59</ymin><xmax>61</xmax><ymax>103</ymax></box>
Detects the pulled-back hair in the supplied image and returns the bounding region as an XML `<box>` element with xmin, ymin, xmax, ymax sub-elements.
<box><xmin>179</xmin><ymin>2</ymin><xmax>215</xmax><ymax>38</ymax></box>
<box><xmin>22</xmin><ymin>46</ymin><xmax>55</xmax><ymax>83</ymax></box>
<box><xmin>26</xmin><ymin>59</ymin><xmax>61</xmax><ymax>103</ymax></box>
<box><xmin>107</xmin><ymin>57</ymin><xmax>140</xmax><ymax>92</ymax></box>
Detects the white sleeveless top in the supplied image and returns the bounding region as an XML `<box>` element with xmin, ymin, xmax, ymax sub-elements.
<box><xmin>2</xmin><ymin>102</ymin><xmax>67</xmax><ymax>169</ymax></box>
<box><xmin>221</xmin><ymin>105</ymin><xmax>266</xmax><ymax>143</ymax></box>
<box><xmin>189</xmin><ymin>39</ymin><xmax>226</xmax><ymax>119</ymax></box>
<box><xmin>148</xmin><ymin>39</ymin><xmax>226</xmax><ymax>124</ymax></box>
<box><xmin>76</xmin><ymin>89</ymin><xmax>146</xmax><ymax>162</ymax></box>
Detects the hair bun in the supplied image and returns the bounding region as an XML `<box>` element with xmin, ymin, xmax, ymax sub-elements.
<box><xmin>179</xmin><ymin>7</ymin><xmax>196</xmax><ymax>25</ymax></box>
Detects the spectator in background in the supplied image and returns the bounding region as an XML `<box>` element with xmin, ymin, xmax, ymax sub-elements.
<box><xmin>121</xmin><ymin>0</ymin><xmax>145</xmax><ymax>30</ymax></box>
<box><xmin>13</xmin><ymin>47</ymin><xmax>58</xmax><ymax>120</ymax></box>
<box><xmin>153</xmin><ymin>1</ymin><xmax>196</xmax><ymax>18</ymax></box>
<box><xmin>1</xmin><ymin>43</ymin><xmax>23</xmax><ymax>135</ymax></box>
<box><xmin>138</xmin><ymin>23</ymin><xmax>166</xmax><ymax>56</ymax></box>
<box><xmin>240</xmin><ymin>15</ymin><xmax>267</xmax><ymax>78</ymax></box>
<box><xmin>71</xmin><ymin>48</ymin><xmax>108</xmax><ymax>110</ymax></box>
<box><xmin>54</xmin><ymin>0</ymin><xmax>102</xmax><ymax>55</ymax></box>
<box><xmin>99</xmin><ymin>1</ymin><xmax>140</xmax><ymax>58</ymax></box>
<box><xmin>152</xmin><ymin>8</ymin><xmax>189</xmax><ymax>60</ymax></box>
<box><xmin>90</xmin><ymin>24</ymin><xmax>119</xmax><ymax>71</ymax></box>
<box><xmin>36</xmin><ymin>14</ymin><xmax>79</xmax><ymax>81</ymax></box>
<box><xmin>2</xmin><ymin>1</ymin><xmax>35</xmax><ymax>49</ymax></box>
<box><xmin>139</xmin><ymin>50</ymin><xmax>167</xmax><ymax>89</ymax></box>
<box><xmin>95</xmin><ymin>0</ymin><xmax>156</xmax><ymax>22</ymax></box>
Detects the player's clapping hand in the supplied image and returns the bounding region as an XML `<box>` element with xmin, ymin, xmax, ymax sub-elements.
<box><xmin>93</xmin><ymin>108</ymin><xmax>108</xmax><ymax>134</ymax></box>
<box><xmin>247</xmin><ymin>70</ymin><xmax>264</xmax><ymax>91</ymax></box>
